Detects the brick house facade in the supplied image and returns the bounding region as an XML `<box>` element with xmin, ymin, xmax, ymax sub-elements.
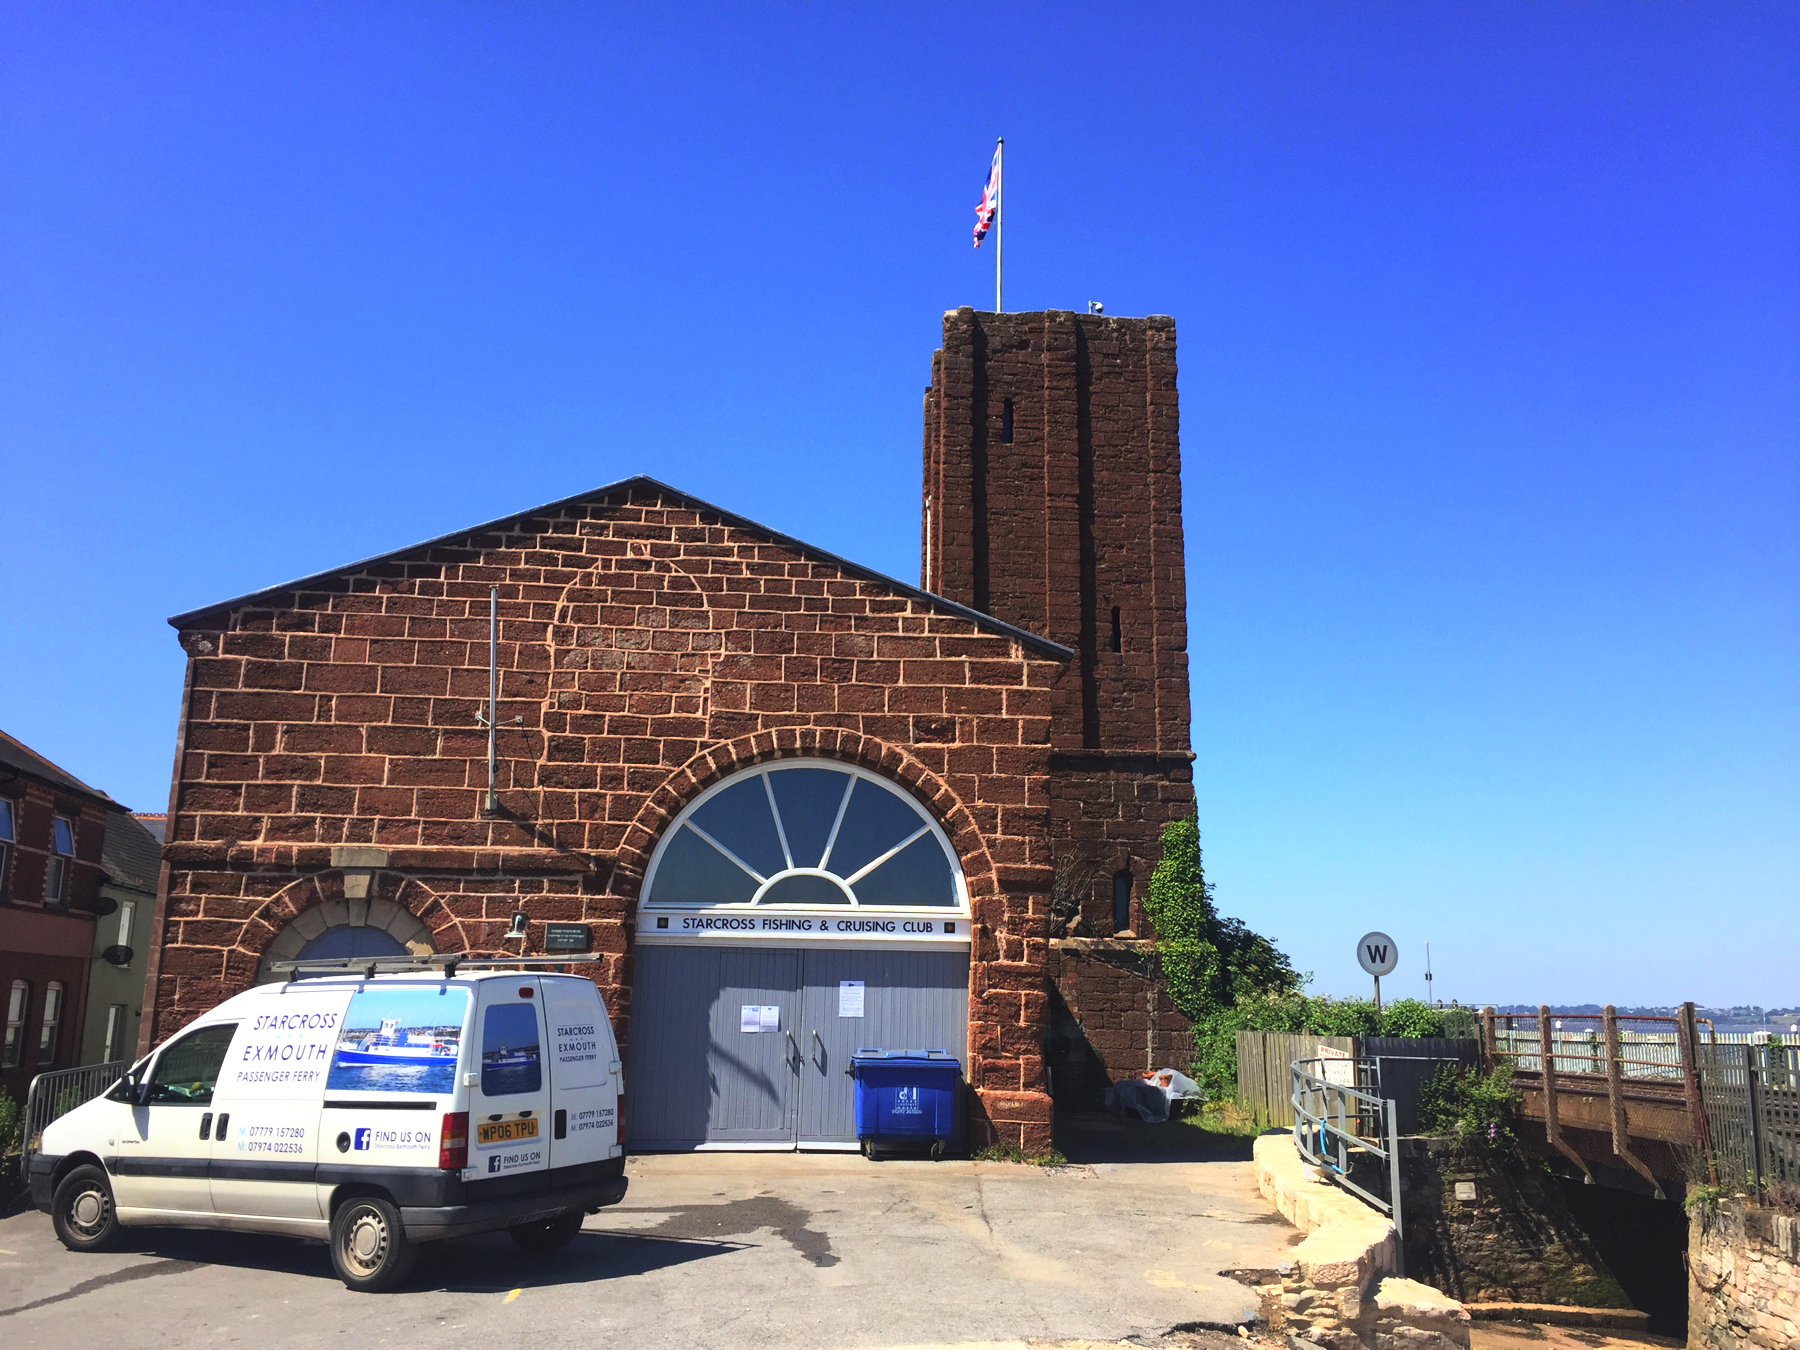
<box><xmin>143</xmin><ymin>309</ymin><xmax>1201</xmax><ymax>1147</ymax></box>
<box><xmin>1</xmin><ymin>730</ymin><xmax>114</xmax><ymax>1101</ymax></box>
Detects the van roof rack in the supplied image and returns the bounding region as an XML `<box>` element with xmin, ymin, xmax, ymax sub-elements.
<box><xmin>268</xmin><ymin>953</ymin><xmax>602</xmax><ymax>983</ymax></box>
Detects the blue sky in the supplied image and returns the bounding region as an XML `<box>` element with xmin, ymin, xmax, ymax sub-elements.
<box><xmin>2</xmin><ymin>5</ymin><xmax>1793</xmax><ymax>1005</ymax></box>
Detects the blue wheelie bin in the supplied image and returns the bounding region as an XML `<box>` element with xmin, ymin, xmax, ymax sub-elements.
<box><xmin>850</xmin><ymin>1049</ymin><xmax>962</xmax><ymax>1159</ymax></box>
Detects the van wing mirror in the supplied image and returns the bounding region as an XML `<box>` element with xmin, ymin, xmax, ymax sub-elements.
<box><xmin>131</xmin><ymin>1080</ymin><xmax>155</xmax><ymax>1107</ymax></box>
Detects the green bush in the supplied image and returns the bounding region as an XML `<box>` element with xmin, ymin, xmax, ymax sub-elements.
<box><xmin>1380</xmin><ymin>998</ymin><xmax>1449</xmax><ymax>1039</ymax></box>
<box><xmin>0</xmin><ymin>1089</ymin><xmax>22</xmax><ymax>1157</ymax></box>
<box><xmin>1141</xmin><ymin>816</ymin><xmax>1300</xmax><ymax>1098</ymax></box>
<box><xmin>1419</xmin><ymin>1063</ymin><xmax>1520</xmax><ymax>1146</ymax></box>
<box><xmin>1229</xmin><ymin>991</ymin><xmax>1451</xmax><ymax>1039</ymax></box>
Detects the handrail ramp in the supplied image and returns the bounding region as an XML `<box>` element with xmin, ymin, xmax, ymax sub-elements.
<box><xmin>1291</xmin><ymin>1056</ymin><xmax>1404</xmax><ymax>1246</ymax></box>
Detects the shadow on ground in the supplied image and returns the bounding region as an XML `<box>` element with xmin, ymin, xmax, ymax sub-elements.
<box><xmin>422</xmin><ymin>1228</ymin><xmax>743</xmax><ymax>1292</ymax></box>
<box><xmin>1053</xmin><ymin>1108</ymin><xmax>1263</xmax><ymax>1165</ymax></box>
<box><xmin>0</xmin><ymin>1221</ymin><xmax>737</xmax><ymax>1307</ymax></box>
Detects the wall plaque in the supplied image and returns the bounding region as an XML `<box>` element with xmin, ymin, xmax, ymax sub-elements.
<box><xmin>544</xmin><ymin>923</ymin><xmax>591</xmax><ymax>952</ymax></box>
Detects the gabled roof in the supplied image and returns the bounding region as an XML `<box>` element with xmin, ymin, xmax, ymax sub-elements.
<box><xmin>102</xmin><ymin>811</ymin><xmax>163</xmax><ymax>894</ymax></box>
<box><xmin>167</xmin><ymin>474</ymin><xmax>1073</xmax><ymax>660</ymax></box>
<box><xmin>0</xmin><ymin>728</ymin><xmax>117</xmax><ymax>807</ymax></box>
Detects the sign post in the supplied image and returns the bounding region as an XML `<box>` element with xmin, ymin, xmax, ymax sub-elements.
<box><xmin>1357</xmin><ymin>932</ymin><xmax>1399</xmax><ymax>1010</ymax></box>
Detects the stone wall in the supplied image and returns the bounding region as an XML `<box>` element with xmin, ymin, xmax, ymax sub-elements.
<box><xmin>1398</xmin><ymin>1138</ymin><xmax>1631</xmax><ymax>1309</ymax></box>
<box><xmin>1688</xmin><ymin>1197</ymin><xmax>1800</xmax><ymax>1349</ymax></box>
<box><xmin>1252</xmin><ymin>1134</ymin><xmax>1471</xmax><ymax>1349</ymax></box>
<box><xmin>1044</xmin><ymin>937</ymin><xmax>1192</xmax><ymax>1108</ymax></box>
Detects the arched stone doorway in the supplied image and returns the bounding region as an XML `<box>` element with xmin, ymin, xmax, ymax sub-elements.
<box><xmin>255</xmin><ymin>883</ymin><xmax>437</xmax><ymax>983</ymax></box>
<box><xmin>627</xmin><ymin>756</ymin><xmax>971</xmax><ymax>1152</ymax></box>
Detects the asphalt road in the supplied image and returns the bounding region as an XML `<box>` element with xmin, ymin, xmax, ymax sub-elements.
<box><xmin>1</xmin><ymin>1124</ymin><xmax>1296</xmax><ymax>1350</ymax></box>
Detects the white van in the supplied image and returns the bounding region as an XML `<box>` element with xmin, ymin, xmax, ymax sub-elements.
<box><xmin>28</xmin><ymin>958</ymin><xmax>627</xmax><ymax>1291</ymax></box>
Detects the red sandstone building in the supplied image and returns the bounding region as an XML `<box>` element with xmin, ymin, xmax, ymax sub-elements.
<box><xmin>144</xmin><ymin>310</ymin><xmax>1198</xmax><ymax>1150</ymax></box>
<box><xmin>1</xmin><ymin>730</ymin><xmax>116</xmax><ymax>1100</ymax></box>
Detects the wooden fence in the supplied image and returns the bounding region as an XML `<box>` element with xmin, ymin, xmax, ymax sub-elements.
<box><xmin>1236</xmin><ymin>1032</ymin><xmax>1354</xmax><ymax>1128</ymax></box>
<box><xmin>1236</xmin><ymin>1031</ymin><xmax>1479</xmax><ymax>1131</ymax></box>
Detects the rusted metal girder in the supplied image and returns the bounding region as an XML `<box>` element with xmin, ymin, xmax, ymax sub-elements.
<box><xmin>1604</xmin><ymin>1004</ymin><xmax>1665</xmax><ymax>1198</ymax></box>
<box><xmin>1678</xmin><ymin>1000</ymin><xmax>1715</xmax><ymax>1185</ymax></box>
<box><xmin>1540</xmin><ymin>1003</ymin><xmax>1594</xmax><ymax>1182</ymax></box>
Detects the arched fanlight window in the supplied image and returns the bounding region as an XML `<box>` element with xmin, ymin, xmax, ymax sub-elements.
<box><xmin>644</xmin><ymin>760</ymin><xmax>963</xmax><ymax>909</ymax></box>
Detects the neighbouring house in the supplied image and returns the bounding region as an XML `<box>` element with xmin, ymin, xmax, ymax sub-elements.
<box><xmin>143</xmin><ymin>308</ymin><xmax>1199</xmax><ymax>1152</ymax></box>
<box><xmin>78</xmin><ymin>811</ymin><xmax>163</xmax><ymax>1066</ymax></box>
<box><xmin>0</xmin><ymin>730</ymin><xmax>115</xmax><ymax>1105</ymax></box>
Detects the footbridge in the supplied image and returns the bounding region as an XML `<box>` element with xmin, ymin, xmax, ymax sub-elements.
<box><xmin>1484</xmin><ymin>1003</ymin><xmax>1754</xmax><ymax>1198</ymax></box>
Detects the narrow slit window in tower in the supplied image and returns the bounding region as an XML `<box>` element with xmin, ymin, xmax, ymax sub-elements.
<box><xmin>1110</xmin><ymin>605</ymin><xmax>1122</xmax><ymax>652</ymax></box>
<box><xmin>1001</xmin><ymin>398</ymin><xmax>1014</xmax><ymax>443</ymax></box>
<box><xmin>1112</xmin><ymin>870</ymin><xmax>1133</xmax><ymax>935</ymax></box>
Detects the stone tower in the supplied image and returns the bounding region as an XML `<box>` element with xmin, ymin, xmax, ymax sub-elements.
<box><xmin>922</xmin><ymin>308</ymin><xmax>1195</xmax><ymax>936</ymax></box>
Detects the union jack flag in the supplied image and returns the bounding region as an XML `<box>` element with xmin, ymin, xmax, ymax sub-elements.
<box><xmin>973</xmin><ymin>143</ymin><xmax>1000</xmax><ymax>247</ymax></box>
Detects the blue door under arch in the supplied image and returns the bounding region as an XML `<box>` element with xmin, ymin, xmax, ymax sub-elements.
<box><xmin>295</xmin><ymin>926</ymin><xmax>409</xmax><ymax>961</ymax></box>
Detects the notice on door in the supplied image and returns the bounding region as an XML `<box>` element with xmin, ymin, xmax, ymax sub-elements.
<box><xmin>838</xmin><ymin>981</ymin><xmax>865</xmax><ymax>1018</ymax></box>
<box><xmin>740</xmin><ymin>1004</ymin><xmax>780</xmax><ymax>1033</ymax></box>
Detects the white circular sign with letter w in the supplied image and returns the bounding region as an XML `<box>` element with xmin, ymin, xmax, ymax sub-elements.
<box><xmin>1356</xmin><ymin>932</ymin><xmax>1398</xmax><ymax>977</ymax></box>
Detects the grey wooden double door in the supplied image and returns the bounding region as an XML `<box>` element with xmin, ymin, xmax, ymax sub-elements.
<box><xmin>628</xmin><ymin>945</ymin><xmax>969</xmax><ymax>1149</ymax></box>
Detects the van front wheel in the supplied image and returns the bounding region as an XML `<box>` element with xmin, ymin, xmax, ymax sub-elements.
<box><xmin>509</xmin><ymin>1209</ymin><xmax>584</xmax><ymax>1253</ymax></box>
<box><xmin>52</xmin><ymin>1165</ymin><xmax>120</xmax><ymax>1252</ymax></box>
<box><xmin>330</xmin><ymin>1196</ymin><xmax>418</xmax><ymax>1292</ymax></box>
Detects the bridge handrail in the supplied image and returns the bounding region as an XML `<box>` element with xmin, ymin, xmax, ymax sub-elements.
<box><xmin>1290</xmin><ymin>1057</ymin><xmax>1403</xmax><ymax>1243</ymax></box>
<box><xmin>1485</xmin><ymin>1010</ymin><xmax>1693</xmax><ymax>1080</ymax></box>
<box><xmin>1480</xmin><ymin>1003</ymin><xmax>1702</xmax><ymax>1198</ymax></box>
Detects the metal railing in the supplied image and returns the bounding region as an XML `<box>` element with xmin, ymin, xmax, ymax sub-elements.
<box><xmin>1697</xmin><ymin>1042</ymin><xmax>1800</xmax><ymax>1196</ymax></box>
<box><xmin>1488</xmin><ymin>1014</ymin><xmax>1780</xmax><ymax>1082</ymax></box>
<box><xmin>1291</xmin><ymin>1057</ymin><xmax>1403</xmax><ymax>1242</ymax></box>
<box><xmin>1488</xmin><ymin>1010</ymin><xmax>1696</xmax><ymax>1080</ymax></box>
<box><xmin>21</xmin><ymin>1060</ymin><xmax>128</xmax><ymax>1182</ymax></box>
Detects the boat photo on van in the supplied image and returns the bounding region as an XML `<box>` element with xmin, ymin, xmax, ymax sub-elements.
<box><xmin>327</xmin><ymin>988</ymin><xmax>464</xmax><ymax>1095</ymax></box>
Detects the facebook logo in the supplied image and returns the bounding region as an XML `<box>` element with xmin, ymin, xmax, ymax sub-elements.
<box><xmin>489</xmin><ymin>1154</ymin><xmax>502</xmax><ymax>1174</ymax></box>
<box><xmin>353</xmin><ymin>1128</ymin><xmax>372</xmax><ymax>1151</ymax></box>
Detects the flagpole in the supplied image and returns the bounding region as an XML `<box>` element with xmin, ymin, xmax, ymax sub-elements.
<box><xmin>994</xmin><ymin>137</ymin><xmax>1003</xmax><ymax>312</ymax></box>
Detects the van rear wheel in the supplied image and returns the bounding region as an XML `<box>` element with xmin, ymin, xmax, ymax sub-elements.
<box><xmin>330</xmin><ymin>1196</ymin><xmax>418</xmax><ymax>1292</ymax></box>
<box><xmin>52</xmin><ymin>1165</ymin><xmax>120</xmax><ymax>1252</ymax></box>
<box><xmin>509</xmin><ymin>1209</ymin><xmax>584</xmax><ymax>1253</ymax></box>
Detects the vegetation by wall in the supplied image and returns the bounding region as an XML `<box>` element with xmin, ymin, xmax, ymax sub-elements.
<box><xmin>1140</xmin><ymin>816</ymin><xmax>1298</xmax><ymax>1096</ymax></box>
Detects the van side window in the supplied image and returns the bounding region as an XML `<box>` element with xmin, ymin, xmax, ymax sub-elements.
<box><xmin>144</xmin><ymin>1023</ymin><xmax>239</xmax><ymax>1105</ymax></box>
<box><xmin>481</xmin><ymin>1003</ymin><xmax>542</xmax><ymax>1096</ymax></box>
